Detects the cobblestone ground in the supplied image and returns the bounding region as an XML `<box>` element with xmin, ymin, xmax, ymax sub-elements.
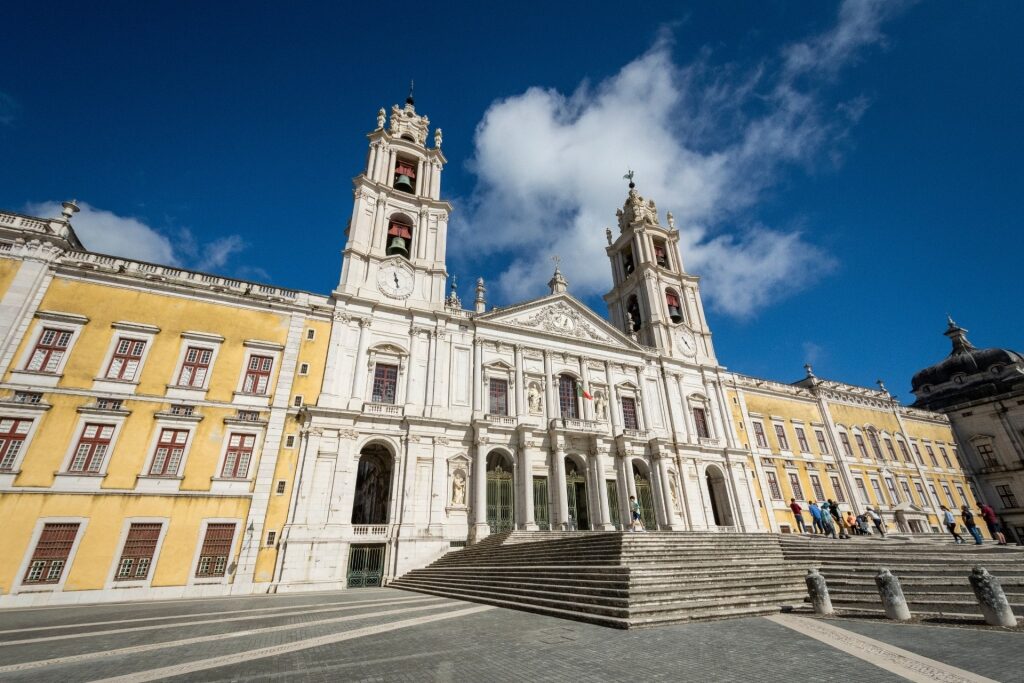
<box><xmin>0</xmin><ymin>588</ymin><xmax>1018</xmax><ymax>682</ymax></box>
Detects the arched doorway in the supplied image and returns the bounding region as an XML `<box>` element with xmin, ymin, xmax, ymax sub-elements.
<box><xmin>351</xmin><ymin>443</ymin><xmax>393</xmax><ymax>525</ymax></box>
<box><xmin>565</xmin><ymin>456</ymin><xmax>590</xmax><ymax>530</ymax></box>
<box><xmin>486</xmin><ymin>451</ymin><xmax>515</xmax><ymax>533</ymax></box>
<box><xmin>632</xmin><ymin>463</ymin><xmax>657</xmax><ymax>530</ymax></box>
<box><xmin>705</xmin><ymin>465</ymin><xmax>734</xmax><ymax>527</ymax></box>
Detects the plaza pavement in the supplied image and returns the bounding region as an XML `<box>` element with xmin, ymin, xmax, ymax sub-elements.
<box><xmin>0</xmin><ymin>588</ymin><xmax>1019</xmax><ymax>682</ymax></box>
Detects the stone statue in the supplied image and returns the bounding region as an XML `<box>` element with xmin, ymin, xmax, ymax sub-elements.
<box><xmin>434</xmin><ymin>127</ymin><xmax>443</xmax><ymax>148</ymax></box>
<box><xmin>667</xmin><ymin>211</ymin><xmax>676</xmax><ymax>229</ymax></box>
<box><xmin>527</xmin><ymin>381</ymin><xmax>543</xmax><ymax>413</ymax></box>
<box><xmin>376</xmin><ymin>107</ymin><xmax>386</xmax><ymax>130</ymax></box>
<box><xmin>594</xmin><ymin>390</ymin><xmax>607</xmax><ymax>420</ymax></box>
<box><xmin>669</xmin><ymin>476</ymin><xmax>680</xmax><ymax>511</ymax></box>
<box><xmin>451</xmin><ymin>470</ymin><xmax>466</xmax><ymax>506</ymax></box>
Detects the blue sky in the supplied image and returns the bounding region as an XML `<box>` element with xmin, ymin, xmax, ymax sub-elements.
<box><xmin>2</xmin><ymin>1</ymin><xmax>1021</xmax><ymax>401</ymax></box>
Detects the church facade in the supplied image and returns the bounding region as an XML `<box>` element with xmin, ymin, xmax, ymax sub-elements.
<box><xmin>0</xmin><ymin>98</ymin><xmax>984</xmax><ymax>606</ymax></box>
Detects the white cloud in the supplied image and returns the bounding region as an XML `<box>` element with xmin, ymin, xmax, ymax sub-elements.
<box><xmin>453</xmin><ymin>0</ymin><xmax>906</xmax><ymax>318</ymax></box>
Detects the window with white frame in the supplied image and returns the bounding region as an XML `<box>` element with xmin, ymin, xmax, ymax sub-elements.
<box><xmin>773</xmin><ymin>424</ymin><xmax>789</xmax><ymax>451</ymax></box>
<box><xmin>884</xmin><ymin>438</ymin><xmax>897</xmax><ymax>462</ymax></box>
<box><xmin>266</xmin><ymin>530</ymin><xmax>277</xmax><ymax>546</ymax></box>
<box><xmin>178</xmin><ymin>347</ymin><xmax>213</xmax><ymax>387</ymax></box>
<box><xmin>0</xmin><ymin>418</ymin><xmax>32</xmax><ymax>471</ymax></box>
<box><xmin>870</xmin><ymin>478</ymin><xmax>885</xmax><ymax>505</ymax></box>
<box><xmin>914</xmin><ymin>480</ymin><xmax>926</xmax><ymax>504</ymax></box>
<box><xmin>23</xmin><ymin>523</ymin><xmax>79</xmax><ymax>585</ymax></box>
<box><xmin>765</xmin><ymin>471</ymin><xmax>783</xmax><ymax>499</ymax></box>
<box><xmin>855</xmin><ymin>477</ymin><xmax>869</xmax><ymax>504</ymax></box>
<box><xmin>795</xmin><ymin>427</ymin><xmax>810</xmax><ymax>453</ymax></box>
<box><xmin>939</xmin><ymin>446</ymin><xmax>953</xmax><ymax>468</ymax></box>
<box><xmin>753</xmin><ymin>422</ymin><xmax>768</xmax><ymax>448</ymax></box>
<box><xmin>221</xmin><ymin>433</ymin><xmax>256</xmax><ymax>479</ymax></box>
<box><xmin>810</xmin><ymin>474</ymin><xmax>825</xmax><ymax>500</ymax></box>
<box><xmin>788</xmin><ymin>473</ymin><xmax>804</xmax><ymax>499</ymax></box>
<box><xmin>854</xmin><ymin>433</ymin><xmax>869</xmax><ymax>458</ymax></box>
<box><xmin>298</xmin><ymin>362</ymin><xmax>310</xmax><ymax>376</ymax></box>
<box><xmin>67</xmin><ymin>423</ymin><xmax>115</xmax><ymax>474</ymax></box>
<box><xmin>815</xmin><ymin>430</ymin><xmax>829</xmax><ymax>455</ymax></box>
<box><xmin>897</xmin><ymin>439</ymin><xmax>911</xmax><ymax>463</ymax></box>
<box><xmin>284</xmin><ymin>434</ymin><xmax>296</xmax><ymax>448</ymax></box>
<box><xmin>621</xmin><ymin>396</ymin><xmax>639</xmax><ymax>430</ymax></box>
<box><xmin>148</xmin><ymin>428</ymin><xmax>190</xmax><ymax>477</ymax></box>
<box><xmin>242</xmin><ymin>355</ymin><xmax>274</xmax><ymax>395</ymax></box>
<box><xmin>26</xmin><ymin>328</ymin><xmax>73</xmax><ymax>373</ymax></box>
<box><xmin>839</xmin><ymin>432</ymin><xmax>853</xmax><ymax>457</ymax></box>
<box><xmin>941</xmin><ymin>483</ymin><xmax>954</xmax><ymax>506</ymax></box>
<box><xmin>830</xmin><ymin>476</ymin><xmax>846</xmax><ymax>503</ymax></box>
<box><xmin>955</xmin><ymin>484</ymin><xmax>968</xmax><ymax>506</ymax></box>
<box><xmin>195</xmin><ymin>523</ymin><xmax>236</xmax><ymax>577</ymax></box>
<box><xmin>928</xmin><ymin>482</ymin><xmax>941</xmax><ymax>507</ymax></box>
<box><xmin>925</xmin><ymin>444</ymin><xmax>939</xmax><ymax>466</ymax></box>
<box><xmin>114</xmin><ymin>522</ymin><xmax>161</xmax><ymax>581</ymax></box>
<box><xmin>693</xmin><ymin>407</ymin><xmax>711</xmax><ymax>439</ymax></box>
<box><xmin>372</xmin><ymin>363</ymin><xmax>398</xmax><ymax>404</ymax></box>
<box><xmin>292</xmin><ymin>395</ymin><xmax>303</xmax><ymax>408</ymax></box>
<box><xmin>105</xmin><ymin>338</ymin><xmax>147</xmax><ymax>381</ymax></box>
<box><xmin>306</xmin><ymin>328</ymin><xmax>316</xmax><ymax>341</ymax></box>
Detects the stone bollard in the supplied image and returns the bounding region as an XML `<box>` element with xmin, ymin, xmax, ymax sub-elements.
<box><xmin>968</xmin><ymin>567</ymin><xmax>1018</xmax><ymax>627</ymax></box>
<box><xmin>875</xmin><ymin>568</ymin><xmax>911</xmax><ymax>621</ymax></box>
<box><xmin>805</xmin><ymin>568</ymin><xmax>834</xmax><ymax>616</ymax></box>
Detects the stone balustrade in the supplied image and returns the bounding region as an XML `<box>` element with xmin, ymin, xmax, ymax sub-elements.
<box><xmin>364</xmin><ymin>402</ymin><xmax>403</xmax><ymax>416</ymax></box>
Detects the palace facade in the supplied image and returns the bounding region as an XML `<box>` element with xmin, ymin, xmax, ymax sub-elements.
<box><xmin>0</xmin><ymin>97</ymin><xmax>984</xmax><ymax>606</ymax></box>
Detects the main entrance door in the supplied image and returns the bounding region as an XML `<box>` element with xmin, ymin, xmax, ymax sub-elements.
<box><xmin>533</xmin><ymin>476</ymin><xmax>550</xmax><ymax>531</ymax></box>
<box><xmin>486</xmin><ymin>459</ymin><xmax>515</xmax><ymax>533</ymax></box>
<box><xmin>346</xmin><ymin>544</ymin><xmax>385</xmax><ymax>587</ymax></box>
<box><xmin>606</xmin><ymin>480</ymin><xmax>622</xmax><ymax>530</ymax></box>
<box><xmin>634</xmin><ymin>467</ymin><xmax>657</xmax><ymax>530</ymax></box>
<box><xmin>565</xmin><ymin>458</ymin><xmax>590</xmax><ymax>530</ymax></box>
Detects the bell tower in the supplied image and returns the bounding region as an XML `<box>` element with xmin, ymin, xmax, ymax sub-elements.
<box><xmin>602</xmin><ymin>177</ymin><xmax>717</xmax><ymax>364</ymax></box>
<box><xmin>337</xmin><ymin>90</ymin><xmax>452</xmax><ymax>308</ymax></box>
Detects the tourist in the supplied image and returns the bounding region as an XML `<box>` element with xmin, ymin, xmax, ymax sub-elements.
<box><xmin>865</xmin><ymin>507</ymin><xmax>886</xmax><ymax>537</ymax></box>
<box><xmin>844</xmin><ymin>511</ymin><xmax>858</xmax><ymax>536</ymax></box>
<box><xmin>941</xmin><ymin>505</ymin><xmax>965</xmax><ymax>544</ymax></box>
<box><xmin>979</xmin><ymin>502</ymin><xmax>1007</xmax><ymax>545</ymax></box>
<box><xmin>961</xmin><ymin>505</ymin><xmax>983</xmax><ymax>545</ymax></box>
<box><xmin>819</xmin><ymin>501</ymin><xmax>837</xmax><ymax>539</ymax></box>
<box><xmin>808</xmin><ymin>500</ymin><xmax>824</xmax><ymax>534</ymax></box>
<box><xmin>828</xmin><ymin>499</ymin><xmax>847</xmax><ymax>539</ymax></box>
<box><xmin>856</xmin><ymin>514</ymin><xmax>870</xmax><ymax>535</ymax></box>
<box><xmin>789</xmin><ymin>498</ymin><xmax>806</xmax><ymax>533</ymax></box>
<box><xmin>629</xmin><ymin>496</ymin><xmax>645</xmax><ymax>532</ymax></box>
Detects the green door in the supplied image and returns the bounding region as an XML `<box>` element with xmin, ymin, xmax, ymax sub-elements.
<box><xmin>606</xmin><ymin>480</ymin><xmax>622</xmax><ymax>530</ymax></box>
<box><xmin>635</xmin><ymin>474</ymin><xmax>657</xmax><ymax>530</ymax></box>
<box><xmin>566</xmin><ymin>471</ymin><xmax>590</xmax><ymax>530</ymax></box>
<box><xmin>533</xmin><ymin>476</ymin><xmax>550</xmax><ymax>531</ymax></box>
<box><xmin>346</xmin><ymin>544</ymin><xmax>385</xmax><ymax>587</ymax></box>
<box><xmin>487</xmin><ymin>466</ymin><xmax>515</xmax><ymax>533</ymax></box>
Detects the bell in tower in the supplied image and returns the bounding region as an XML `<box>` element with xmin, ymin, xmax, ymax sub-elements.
<box><xmin>386</xmin><ymin>217</ymin><xmax>413</xmax><ymax>259</ymax></box>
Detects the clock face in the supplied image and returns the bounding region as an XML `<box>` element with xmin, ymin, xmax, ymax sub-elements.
<box><xmin>377</xmin><ymin>264</ymin><xmax>414</xmax><ymax>299</ymax></box>
<box><xmin>676</xmin><ymin>327</ymin><xmax>698</xmax><ymax>357</ymax></box>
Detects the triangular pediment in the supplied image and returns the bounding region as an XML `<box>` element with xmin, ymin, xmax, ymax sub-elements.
<box><xmin>477</xmin><ymin>293</ymin><xmax>642</xmax><ymax>350</ymax></box>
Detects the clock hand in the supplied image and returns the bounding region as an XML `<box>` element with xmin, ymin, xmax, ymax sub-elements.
<box><xmin>394</xmin><ymin>273</ymin><xmax>399</xmax><ymax>287</ymax></box>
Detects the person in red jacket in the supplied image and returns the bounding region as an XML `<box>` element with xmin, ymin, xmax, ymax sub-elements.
<box><xmin>789</xmin><ymin>498</ymin><xmax>806</xmax><ymax>533</ymax></box>
<box><xmin>980</xmin><ymin>502</ymin><xmax>1007</xmax><ymax>545</ymax></box>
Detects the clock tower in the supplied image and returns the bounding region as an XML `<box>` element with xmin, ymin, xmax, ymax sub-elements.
<box><xmin>337</xmin><ymin>94</ymin><xmax>452</xmax><ymax>308</ymax></box>
<box><xmin>602</xmin><ymin>180</ymin><xmax>717</xmax><ymax>364</ymax></box>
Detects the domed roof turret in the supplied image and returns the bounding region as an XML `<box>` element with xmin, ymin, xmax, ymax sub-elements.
<box><xmin>911</xmin><ymin>317</ymin><xmax>1024</xmax><ymax>410</ymax></box>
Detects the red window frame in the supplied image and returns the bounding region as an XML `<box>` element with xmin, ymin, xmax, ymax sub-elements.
<box><xmin>621</xmin><ymin>396</ymin><xmax>639</xmax><ymax>430</ymax></box>
<box><xmin>488</xmin><ymin>378</ymin><xmax>509</xmax><ymax>416</ymax></box>
<box><xmin>242</xmin><ymin>355</ymin><xmax>273</xmax><ymax>395</ymax></box>
<box><xmin>195</xmin><ymin>523</ymin><xmax>236</xmax><ymax>577</ymax></box>
<box><xmin>788</xmin><ymin>473</ymin><xmax>804</xmax><ymax>500</ymax></box>
<box><xmin>115</xmin><ymin>522</ymin><xmax>162</xmax><ymax>581</ymax></box>
<box><xmin>765</xmin><ymin>471</ymin><xmax>783</xmax><ymax>500</ymax></box>
<box><xmin>795</xmin><ymin>427</ymin><xmax>810</xmax><ymax>452</ymax></box>
<box><xmin>68</xmin><ymin>423</ymin><xmax>115</xmax><ymax>474</ymax></box>
<box><xmin>221</xmin><ymin>433</ymin><xmax>256</xmax><ymax>479</ymax></box>
<box><xmin>830</xmin><ymin>476</ymin><xmax>846</xmax><ymax>503</ymax></box>
<box><xmin>810</xmin><ymin>474</ymin><xmax>825</xmax><ymax>501</ymax></box>
<box><xmin>753</xmin><ymin>422</ymin><xmax>768</xmax><ymax>448</ymax></box>
<box><xmin>178</xmin><ymin>346</ymin><xmax>213</xmax><ymax>387</ymax></box>
<box><xmin>815</xmin><ymin>430</ymin><xmax>829</xmax><ymax>455</ymax></box>
<box><xmin>773</xmin><ymin>424</ymin><xmax>789</xmax><ymax>450</ymax></box>
<box><xmin>24</xmin><ymin>522</ymin><xmax>79</xmax><ymax>584</ymax></box>
<box><xmin>0</xmin><ymin>418</ymin><xmax>32</xmax><ymax>471</ymax></box>
<box><xmin>854</xmin><ymin>434</ymin><xmax>869</xmax><ymax>458</ymax></box>
<box><xmin>839</xmin><ymin>432</ymin><xmax>853</xmax><ymax>457</ymax></box>
<box><xmin>371</xmin><ymin>363</ymin><xmax>398</xmax><ymax>404</ymax></box>
<box><xmin>105</xmin><ymin>337</ymin><xmax>146</xmax><ymax>381</ymax></box>
<box><xmin>26</xmin><ymin>327</ymin><xmax>72</xmax><ymax>373</ymax></box>
<box><xmin>694</xmin><ymin>408</ymin><xmax>710</xmax><ymax>439</ymax></box>
<box><xmin>558</xmin><ymin>375</ymin><xmax>578</xmax><ymax>419</ymax></box>
<box><xmin>654</xmin><ymin>240</ymin><xmax>668</xmax><ymax>267</ymax></box>
<box><xmin>149</xmin><ymin>428</ymin><xmax>189</xmax><ymax>476</ymax></box>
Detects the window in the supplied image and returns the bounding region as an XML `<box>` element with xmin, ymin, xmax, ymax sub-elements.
<box><xmin>284</xmin><ymin>435</ymin><xmax>296</xmax><ymax>448</ymax></box>
<box><xmin>149</xmin><ymin>428</ymin><xmax>189</xmax><ymax>476</ymax></box>
<box><xmin>914</xmin><ymin>481</ymin><xmax>926</xmax><ymax>504</ymax></box>
<box><xmin>242</xmin><ymin>355</ymin><xmax>273</xmax><ymax>395</ymax></box>
<box><xmin>622</xmin><ymin>248</ymin><xmax>635</xmax><ymax>276</ymax></box>
<box><xmin>939</xmin><ymin>447</ymin><xmax>952</xmax><ymax>468</ymax></box>
<box><xmin>68</xmin><ymin>423</ymin><xmax>115</xmax><ymax>474</ymax></box>
<box><xmin>195</xmin><ymin>523</ymin><xmax>235</xmax><ymax>578</ymax></box>
<box><xmin>266</xmin><ymin>530</ymin><xmax>277</xmax><ymax>546</ymax></box>
<box><xmin>868</xmin><ymin>432</ymin><xmax>883</xmax><ymax>461</ymax></box>
<box><xmin>178</xmin><ymin>347</ymin><xmax>213</xmax><ymax>387</ymax></box>
<box><xmin>855</xmin><ymin>478</ymin><xmax>869</xmax><ymax>504</ymax></box>
<box><xmin>885</xmin><ymin>477</ymin><xmax>899</xmax><ymax>503</ymax></box>
<box><xmin>306</xmin><ymin>328</ymin><xmax>316</xmax><ymax>341</ymax></box>
<box><xmin>839</xmin><ymin>432</ymin><xmax>853</xmax><ymax>457</ymax></box>
<box><xmin>298</xmin><ymin>362</ymin><xmax>310</xmax><ymax>376</ymax></box>
<box><xmin>870</xmin><ymin>479</ymin><xmax>885</xmax><ymax>505</ymax></box>
<box><xmin>0</xmin><ymin>418</ymin><xmax>32</xmax><ymax>471</ymax></box>
<box><xmin>236</xmin><ymin>410</ymin><xmax>260</xmax><ymax>422</ymax></box>
<box><xmin>26</xmin><ymin>328</ymin><xmax>72</xmax><ymax>373</ymax></box>
<box><xmin>488</xmin><ymin>378</ymin><xmax>509</xmax><ymax>416</ymax></box>
<box><xmin>788</xmin><ymin>473</ymin><xmax>804</xmax><ymax>499</ymax></box>
<box><xmin>276</xmin><ymin>480</ymin><xmax>287</xmax><ymax>494</ymax></box>
<box><xmin>115</xmin><ymin>523</ymin><xmax>161</xmax><ymax>581</ymax></box>
<box><xmin>621</xmin><ymin>396</ymin><xmax>639</xmax><ymax>430</ymax></box>
<box><xmin>796</xmin><ymin>427</ymin><xmax>810</xmax><ymax>453</ymax></box>
<box><xmin>912</xmin><ymin>443</ymin><xmax>924</xmax><ymax>465</ymax></box>
<box><xmin>105</xmin><ymin>338</ymin><xmax>146</xmax><ymax>381</ymax></box>
<box><xmin>941</xmin><ymin>483</ymin><xmax>954</xmax><ymax>506</ymax></box>
<box><xmin>96</xmin><ymin>398</ymin><xmax>123</xmax><ymax>410</ymax></box>
<box><xmin>815</xmin><ymin>430</ymin><xmax>829</xmax><ymax>455</ymax></box>
<box><xmin>753</xmin><ymin>422</ymin><xmax>768</xmax><ymax>448</ymax></box>
<box><xmin>393</xmin><ymin>160</ymin><xmax>417</xmax><ymax>194</ymax></box>
<box><xmin>925</xmin><ymin>445</ymin><xmax>938</xmax><ymax>467</ymax></box>
<box><xmin>12</xmin><ymin>391</ymin><xmax>42</xmax><ymax>404</ymax></box>
<box><xmin>928</xmin><ymin>483</ymin><xmax>941</xmax><ymax>507</ymax></box>
<box><xmin>24</xmin><ymin>522</ymin><xmax>79</xmax><ymax>584</ymax></box>
<box><xmin>292</xmin><ymin>395</ymin><xmax>303</xmax><ymax>408</ymax></box>
<box><xmin>884</xmin><ymin>439</ymin><xmax>897</xmax><ymax>462</ymax></box>
<box><xmin>830</xmin><ymin>476</ymin><xmax>846</xmax><ymax>503</ymax></box>
<box><xmin>169</xmin><ymin>404</ymin><xmax>194</xmax><ymax>417</ymax></box>
<box><xmin>626</xmin><ymin>296</ymin><xmax>642</xmax><ymax>332</ymax></box>
<box><xmin>694</xmin><ymin>408</ymin><xmax>710</xmax><ymax>439</ymax></box>
<box><xmin>371</xmin><ymin>363</ymin><xmax>398</xmax><ymax>404</ymax></box>
<box><xmin>976</xmin><ymin>442</ymin><xmax>997</xmax><ymax>467</ymax></box>
<box><xmin>996</xmin><ymin>485</ymin><xmax>1018</xmax><ymax>508</ymax></box>
<box><xmin>810</xmin><ymin>474</ymin><xmax>825</xmax><ymax>501</ymax></box>
<box><xmin>774</xmin><ymin>424</ymin><xmax>789</xmax><ymax>451</ymax></box>
<box><xmin>665</xmin><ymin>290</ymin><xmax>683</xmax><ymax>323</ymax></box>
<box><xmin>897</xmin><ymin>440</ymin><xmax>911</xmax><ymax>463</ymax></box>
<box><xmin>558</xmin><ymin>375</ymin><xmax>578</xmax><ymax>419</ymax></box>
<box><xmin>854</xmin><ymin>434</ymin><xmax>869</xmax><ymax>458</ymax></box>
<box><xmin>901</xmin><ymin>480</ymin><xmax>914</xmax><ymax>504</ymax></box>
<box><xmin>955</xmin><ymin>485</ymin><xmax>968</xmax><ymax>506</ymax></box>
<box><xmin>221</xmin><ymin>433</ymin><xmax>255</xmax><ymax>479</ymax></box>
<box><xmin>385</xmin><ymin>217</ymin><xmax>414</xmax><ymax>257</ymax></box>
<box><xmin>765</xmin><ymin>471</ymin><xmax>783</xmax><ymax>500</ymax></box>
<box><xmin>653</xmin><ymin>239</ymin><xmax>669</xmax><ymax>268</ymax></box>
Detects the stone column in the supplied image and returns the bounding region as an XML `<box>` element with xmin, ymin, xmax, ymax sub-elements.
<box><xmin>425</xmin><ymin>330</ymin><xmax>438</xmax><ymax>409</ymax></box>
<box><xmin>431</xmin><ymin>162</ymin><xmax>441</xmax><ymax>199</ymax></box>
<box><xmin>969</xmin><ymin>567</ymin><xmax>1018</xmax><ymax>627</ymax></box>
<box><xmin>579</xmin><ymin>356</ymin><xmax>593</xmax><ymax>421</ymax></box>
<box><xmin>605</xmin><ymin>362</ymin><xmax>621</xmax><ymax>432</ymax></box>
<box><xmin>553</xmin><ymin>445</ymin><xmax>569</xmax><ymax>530</ymax></box>
<box><xmin>349</xmin><ymin>318</ymin><xmax>372</xmax><ymax>408</ymax></box>
<box><xmin>875</xmin><ymin>569</ymin><xmax>911</xmax><ymax>621</ymax></box>
<box><xmin>514</xmin><ymin>344</ymin><xmax>525</xmax><ymax>417</ymax></box>
<box><xmin>593</xmin><ymin>448</ymin><xmax>613</xmax><ymax>530</ymax></box>
<box><xmin>805</xmin><ymin>569</ymin><xmax>834</xmax><ymax>616</ymax></box>
<box><xmin>472</xmin><ymin>339</ymin><xmax>483</xmax><ymax>415</ymax></box>
<box><xmin>369</xmin><ymin>196</ymin><xmax>387</xmax><ymax>252</ymax></box>
<box><xmin>636</xmin><ymin>383</ymin><xmax>649</xmax><ymax>431</ymax></box>
<box><xmin>471</xmin><ymin>444</ymin><xmax>489</xmax><ymax>542</ymax></box>
<box><xmin>414</xmin><ymin>159</ymin><xmax>424</xmax><ymax>196</ymax></box>
<box><xmin>386</xmin><ymin>149</ymin><xmax>397</xmax><ymax>184</ymax></box>
<box><xmin>521</xmin><ymin>439</ymin><xmax>537</xmax><ymax>530</ymax></box>
<box><xmin>543</xmin><ymin>351</ymin><xmax>555</xmax><ymax>422</ymax></box>
<box><xmin>428</xmin><ymin>437</ymin><xmax>447</xmax><ymax>534</ymax></box>
<box><xmin>416</xmin><ymin>209</ymin><xmax>429</xmax><ymax>260</ymax></box>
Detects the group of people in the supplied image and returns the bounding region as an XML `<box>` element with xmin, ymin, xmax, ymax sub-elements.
<box><xmin>789</xmin><ymin>499</ymin><xmax>885</xmax><ymax>539</ymax></box>
<box><xmin>940</xmin><ymin>502</ymin><xmax>1009</xmax><ymax>545</ymax></box>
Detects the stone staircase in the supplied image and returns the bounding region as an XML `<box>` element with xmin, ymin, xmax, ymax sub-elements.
<box><xmin>390</xmin><ymin>531</ymin><xmax>807</xmax><ymax>629</ymax></box>
<box><xmin>779</xmin><ymin>534</ymin><xmax>1024</xmax><ymax>621</ymax></box>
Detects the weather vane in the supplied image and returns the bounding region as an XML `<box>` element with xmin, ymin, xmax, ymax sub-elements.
<box><xmin>551</xmin><ymin>254</ymin><xmax>561</xmax><ymax>270</ymax></box>
<box><xmin>407</xmin><ymin>79</ymin><xmax>415</xmax><ymax>105</ymax></box>
<box><xmin>623</xmin><ymin>169</ymin><xmax>635</xmax><ymax>188</ymax></box>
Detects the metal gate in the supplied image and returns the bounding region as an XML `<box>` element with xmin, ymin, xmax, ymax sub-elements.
<box><xmin>533</xmin><ymin>476</ymin><xmax>550</xmax><ymax>531</ymax></box>
<box><xmin>487</xmin><ymin>466</ymin><xmax>515</xmax><ymax>533</ymax></box>
<box><xmin>346</xmin><ymin>544</ymin><xmax>384</xmax><ymax>587</ymax></box>
<box><xmin>566</xmin><ymin>471</ymin><xmax>590</xmax><ymax>530</ymax></box>
<box><xmin>635</xmin><ymin>474</ymin><xmax>657</xmax><ymax>530</ymax></box>
<box><xmin>606</xmin><ymin>480</ymin><xmax>622</xmax><ymax>530</ymax></box>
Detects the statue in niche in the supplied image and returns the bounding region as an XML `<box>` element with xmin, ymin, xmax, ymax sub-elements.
<box><xmin>593</xmin><ymin>390</ymin><xmax>607</xmax><ymax>420</ymax></box>
<box><xmin>451</xmin><ymin>470</ymin><xmax>466</xmax><ymax>506</ymax></box>
<box><xmin>527</xmin><ymin>381</ymin><xmax>543</xmax><ymax>413</ymax></box>
<box><xmin>669</xmin><ymin>476</ymin><xmax>681</xmax><ymax>511</ymax></box>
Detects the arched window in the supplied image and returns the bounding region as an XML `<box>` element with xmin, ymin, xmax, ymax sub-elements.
<box><xmin>622</xmin><ymin>247</ymin><xmax>635</xmax><ymax>276</ymax></box>
<box><xmin>393</xmin><ymin>157</ymin><xmax>417</xmax><ymax>193</ymax></box>
<box><xmin>558</xmin><ymin>374</ymin><xmax>579</xmax><ymax>419</ymax></box>
<box><xmin>653</xmin><ymin>238</ymin><xmax>669</xmax><ymax>269</ymax></box>
<box><xmin>626</xmin><ymin>296</ymin><xmax>642</xmax><ymax>332</ymax></box>
<box><xmin>665</xmin><ymin>289</ymin><xmax>683</xmax><ymax>324</ymax></box>
<box><xmin>386</xmin><ymin>215</ymin><xmax>413</xmax><ymax>259</ymax></box>
<box><xmin>351</xmin><ymin>444</ymin><xmax>393</xmax><ymax>525</ymax></box>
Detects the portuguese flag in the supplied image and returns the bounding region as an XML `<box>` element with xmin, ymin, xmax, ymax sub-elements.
<box><xmin>577</xmin><ymin>384</ymin><xmax>593</xmax><ymax>401</ymax></box>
